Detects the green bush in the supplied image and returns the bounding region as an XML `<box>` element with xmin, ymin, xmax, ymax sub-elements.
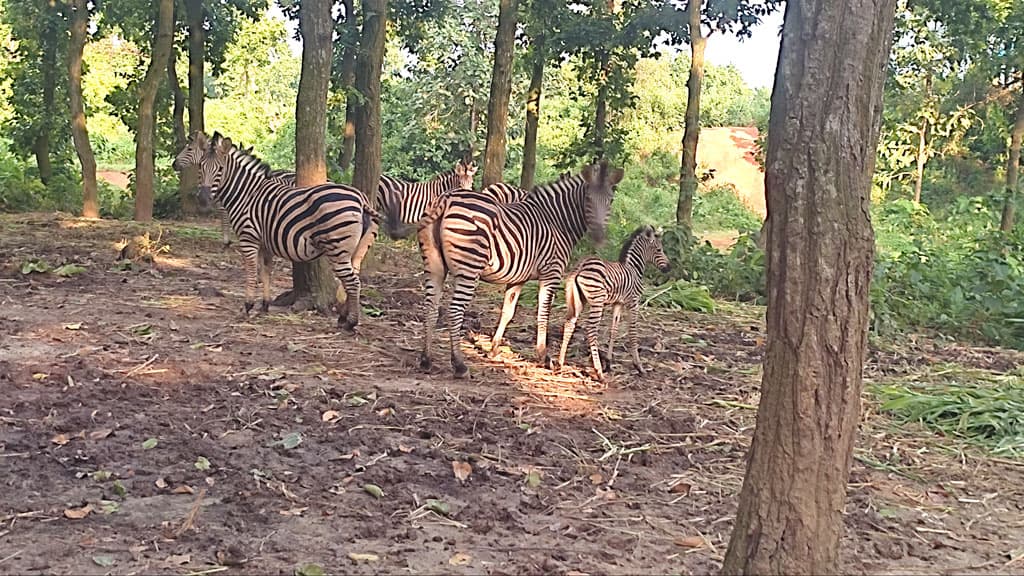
<box><xmin>692</xmin><ymin>184</ymin><xmax>762</xmax><ymax>233</ymax></box>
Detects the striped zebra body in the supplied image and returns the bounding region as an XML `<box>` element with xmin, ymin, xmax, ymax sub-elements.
<box><xmin>173</xmin><ymin>132</ymin><xmax>378</xmax><ymax>331</ymax></box>
<box><xmin>380</xmin><ymin>161</ymin><xmax>476</xmax><ymax>239</ymax></box>
<box><xmin>219</xmin><ymin>168</ymin><xmax>295</xmax><ymax>248</ymax></box>
<box><xmin>417</xmin><ymin>161</ymin><xmax>623</xmax><ymax>377</ymax></box>
<box><xmin>557</xmin><ymin>225</ymin><xmax>670</xmax><ymax>380</ymax></box>
<box><xmin>480</xmin><ymin>182</ymin><xmax>530</xmax><ymax>204</ymax></box>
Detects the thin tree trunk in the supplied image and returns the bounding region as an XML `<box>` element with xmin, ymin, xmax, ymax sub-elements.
<box><xmin>289</xmin><ymin>0</ymin><xmax>339</xmax><ymax>314</ymax></box>
<box><xmin>169</xmin><ymin>46</ymin><xmax>195</xmax><ymax>216</ymax></box>
<box><xmin>352</xmin><ymin>0</ymin><xmax>386</xmax><ymax>197</ymax></box>
<box><xmin>1001</xmin><ymin>95</ymin><xmax>1024</xmax><ymax>231</ymax></box>
<box><xmin>913</xmin><ymin>74</ymin><xmax>931</xmax><ymax>204</ymax></box>
<box><xmin>134</xmin><ymin>0</ymin><xmax>176</xmax><ymax>222</ymax></box>
<box><xmin>481</xmin><ymin>0</ymin><xmax>519</xmax><ymax>187</ymax></box>
<box><xmin>181</xmin><ymin>0</ymin><xmax>204</xmax><ymax>213</ymax></box>
<box><xmin>69</xmin><ymin>0</ymin><xmax>98</xmax><ymax>218</ymax></box>
<box><xmin>676</xmin><ymin>0</ymin><xmax>705</xmax><ymax>228</ymax></box>
<box><xmin>468</xmin><ymin>104</ymin><xmax>478</xmax><ymax>159</ymax></box>
<box><xmin>520</xmin><ymin>33</ymin><xmax>545</xmax><ymax>190</ymax></box>
<box><xmin>720</xmin><ymin>0</ymin><xmax>896</xmax><ymax>572</ymax></box>
<box><xmin>35</xmin><ymin>33</ymin><xmax>57</xmax><ymax>186</ymax></box>
<box><xmin>593</xmin><ymin>51</ymin><xmax>610</xmax><ymax>158</ymax></box>
<box><xmin>337</xmin><ymin>0</ymin><xmax>358</xmax><ymax>173</ymax></box>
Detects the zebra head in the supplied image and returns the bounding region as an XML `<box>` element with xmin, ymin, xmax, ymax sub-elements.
<box><xmin>650</xmin><ymin>226</ymin><xmax>671</xmax><ymax>272</ymax></box>
<box><xmin>172</xmin><ymin>130</ymin><xmax>209</xmax><ymax>172</ymax></box>
<box><xmin>195</xmin><ymin>132</ymin><xmax>235</xmax><ymax>207</ymax></box>
<box><xmin>454</xmin><ymin>160</ymin><xmax>477</xmax><ymax>190</ymax></box>
<box><xmin>580</xmin><ymin>158</ymin><xmax>624</xmax><ymax>246</ymax></box>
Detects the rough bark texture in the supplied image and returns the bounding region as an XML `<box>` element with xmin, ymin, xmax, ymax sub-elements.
<box><xmin>676</xmin><ymin>0</ymin><xmax>705</xmax><ymax>227</ymax></box>
<box><xmin>181</xmin><ymin>0</ymin><xmax>205</xmax><ymax>211</ymax></box>
<box><xmin>134</xmin><ymin>0</ymin><xmax>176</xmax><ymax>222</ymax></box>
<box><xmin>34</xmin><ymin>32</ymin><xmax>57</xmax><ymax>186</ymax></box>
<box><xmin>352</xmin><ymin>0</ymin><xmax>386</xmax><ymax>197</ymax></box>
<box><xmin>69</xmin><ymin>0</ymin><xmax>98</xmax><ymax>218</ymax></box>
<box><xmin>720</xmin><ymin>0</ymin><xmax>896</xmax><ymax>573</ymax></box>
<box><xmin>593</xmin><ymin>51</ymin><xmax>610</xmax><ymax>158</ymax></box>
<box><xmin>169</xmin><ymin>47</ymin><xmax>195</xmax><ymax>216</ymax></box>
<box><xmin>290</xmin><ymin>0</ymin><xmax>338</xmax><ymax>313</ymax></box>
<box><xmin>520</xmin><ymin>33</ymin><xmax>545</xmax><ymax>190</ymax></box>
<box><xmin>1001</xmin><ymin>95</ymin><xmax>1024</xmax><ymax>231</ymax></box>
<box><xmin>337</xmin><ymin>0</ymin><xmax>358</xmax><ymax>173</ymax></box>
<box><xmin>481</xmin><ymin>0</ymin><xmax>519</xmax><ymax>187</ymax></box>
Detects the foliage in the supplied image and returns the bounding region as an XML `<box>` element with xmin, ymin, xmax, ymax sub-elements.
<box><xmin>644</xmin><ymin>280</ymin><xmax>716</xmax><ymax>313</ymax></box>
<box><xmin>692</xmin><ymin>184</ymin><xmax>762</xmax><ymax>233</ymax></box>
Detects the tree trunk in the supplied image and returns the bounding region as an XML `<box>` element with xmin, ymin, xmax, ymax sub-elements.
<box><xmin>288</xmin><ymin>0</ymin><xmax>339</xmax><ymax>314</ymax></box>
<box><xmin>69</xmin><ymin>0</ymin><xmax>99</xmax><ymax>218</ymax></box>
<box><xmin>169</xmin><ymin>46</ymin><xmax>195</xmax><ymax>216</ymax></box>
<box><xmin>481</xmin><ymin>0</ymin><xmax>519</xmax><ymax>187</ymax></box>
<box><xmin>469</xmin><ymin>104</ymin><xmax>479</xmax><ymax>159</ymax></box>
<box><xmin>134</xmin><ymin>0</ymin><xmax>176</xmax><ymax>222</ymax></box>
<box><xmin>337</xmin><ymin>0</ymin><xmax>358</xmax><ymax>173</ymax></box>
<box><xmin>676</xmin><ymin>0</ymin><xmax>705</xmax><ymax>228</ymax></box>
<box><xmin>181</xmin><ymin>0</ymin><xmax>204</xmax><ymax>212</ymax></box>
<box><xmin>1001</xmin><ymin>95</ymin><xmax>1024</xmax><ymax>231</ymax></box>
<box><xmin>352</xmin><ymin>0</ymin><xmax>386</xmax><ymax>197</ymax></box>
<box><xmin>720</xmin><ymin>0</ymin><xmax>896</xmax><ymax>573</ymax></box>
<box><xmin>912</xmin><ymin>73</ymin><xmax>932</xmax><ymax>204</ymax></box>
<box><xmin>593</xmin><ymin>51</ymin><xmax>610</xmax><ymax>159</ymax></box>
<box><xmin>520</xmin><ymin>33</ymin><xmax>545</xmax><ymax>190</ymax></box>
<box><xmin>35</xmin><ymin>32</ymin><xmax>58</xmax><ymax>186</ymax></box>
<box><xmin>33</xmin><ymin>135</ymin><xmax>53</xmax><ymax>187</ymax></box>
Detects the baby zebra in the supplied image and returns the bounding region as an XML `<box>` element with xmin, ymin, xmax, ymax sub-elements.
<box><xmin>557</xmin><ymin>225</ymin><xmax>670</xmax><ymax>380</ymax></box>
<box><xmin>173</xmin><ymin>131</ymin><xmax>379</xmax><ymax>331</ymax></box>
<box><xmin>380</xmin><ymin>161</ymin><xmax>477</xmax><ymax>239</ymax></box>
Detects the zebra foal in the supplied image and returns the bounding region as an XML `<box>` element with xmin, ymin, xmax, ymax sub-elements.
<box><xmin>417</xmin><ymin>160</ymin><xmax>623</xmax><ymax>378</ymax></box>
<box><xmin>173</xmin><ymin>131</ymin><xmax>379</xmax><ymax>331</ymax></box>
<box><xmin>556</xmin><ymin>225</ymin><xmax>670</xmax><ymax>380</ymax></box>
<box><xmin>380</xmin><ymin>161</ymin><xmax>476</xmax><ymax>239</ymax></box>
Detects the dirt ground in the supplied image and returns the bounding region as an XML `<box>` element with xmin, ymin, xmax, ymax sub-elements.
<box><xmin>2</xmin><ymin>212</ymin><xmax>1024</xmax><ymax>575</ymax></box>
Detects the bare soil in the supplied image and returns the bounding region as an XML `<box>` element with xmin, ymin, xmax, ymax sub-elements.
<box><xmin>2</xmin><ymin>212</ymin><xmax>1023</xmax><ymax>575</ymax></box>
<box><xmin>698</xmin><ymin>127</ymin><xmax>765</xmax><ymax>218</ymax></box>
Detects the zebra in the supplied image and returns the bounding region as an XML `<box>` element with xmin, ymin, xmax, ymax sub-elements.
<box><xmin>218</xmin><ymin>167</ymin><xmax>295</xmax><ymax>248</ymax></box>
<box><xmin>417</xmin><ymin>159</ymin><xmax>623</xmax><ymax>378</ymax></box>
<box><xmin>556</xmin><ymin>225</ymin><xmax>671</xmax><ymax>381</ymax></box>
<box><xmin>379</xmin><ymin>161</ymin><xmax>477</xmax><ymax>239</ymax></box>
<box><xmin>172</xmin><ymin>131</ymin><xmax>379</xmax><ymax>331</ymax></box>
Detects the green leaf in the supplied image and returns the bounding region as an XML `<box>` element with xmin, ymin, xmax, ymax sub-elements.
<box><xmin>295</xmin><ymin>563</ymin><xmax>325</xmax><ymax>576</ymax></box>
<box><xmin>92</xmin><ymin>555</ymin><xmax>116</xmax><ymax>568</ymax></box>
<box><xmin>194</xmin><ymin>456</ymin><xmax>211</xmax><ymax>471</ymax></box>
<box><xmin>91</xmin><ymin>470</ymin><xmax>112</xmax><ymax>482</ymax></box>
<box><xmin>20</xmin><ymin>260</ymin><xmax>49</xmax><ymax>274</ymax></box>
<box><xmin>269</xmin><ymin>431</ymin><xmax>303</xmax><ymax>450</ymax></box>
<box><xmin>363</xmin><ymin>483</ymin><xmax>384</xmax><ymax>499</ymax></box>
<box><xmin>425</xmin><ymin>498</ymin><xmax>450</xmax><ymax>516</ymax></box>
<box><xmin>112</xmin><ymin>480</ymin><xmax>127</xmax><ymax>498</ymax></box>
<box><xmin>141</xmin><ymin>438</ymin><xmax>158</xmax><ymax>450</ymax></box>
<box><xmin>525</xmin><ymin>470</ymin><xmax>542</xmax><ymax>488</ymax></box>
<box><xmin>54</xmin><ymin>264</ymin><xmax>87</xmax><ymax>277</ymax></box>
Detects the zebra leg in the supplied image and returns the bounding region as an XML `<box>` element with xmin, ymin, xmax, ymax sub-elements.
<box><xmin>419</xmin><ymin>265</ymin><xmax>446</xmax><ymax>371</ymax></box>
<box><xmin>259</xmin><ymin>251</ymin><xmax>274</xmax><ymax>313</ymax></box>
<box><xmin>534</xmin><ymin>278</ymin><xmax>557</xmax><ymax>368</ymax></box>
<box><xmin>606</xmin><ymin>303</ymin><xmax>623</xmax><ymax>373</ymax></box>
<box><xmin>220</xmin><ymin>208</ymin><xmax>233</xmax><ymax>249</ymax></box>
<box><xmin>449</xmin><ymin>272</ymin><xmax>480</xmax><ymax>378</ymax></box>
<box><xmin>628</xmin><ymin>301</ymin><xmax>645</xmax><ymax>376</ymax></box>
<box><xmin>352</xmin><ymin>219</ymin><xmax>379</xmax><ymax>275</ymax></box>
<box><xmin>584</xmin><ymin>297</ymin><xmax>607</xmax><ymax>381</ymax></box>
<box><xmin>333</xmin><ymin>261</ymin><xmax>362</xmax><ymax>333</ymax></box>
<box><xmin>239</xmin><ymin>244</ymin><xmax>260</xmax><ymax>316</ymax></box>
<box><xmin>557</xmin><ymin>291</ymin><xmax>581</xmax><ymax>372</ymax></box>
<box><xmin>488</xmin><ymin>284</ymin><xmax>523</xmax><ymax>358</ymax></box>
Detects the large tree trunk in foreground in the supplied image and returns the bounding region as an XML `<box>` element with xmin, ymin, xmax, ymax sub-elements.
<box><xmin>721</xmin><ymin>0</ymin><xmax>896</xmax><ymax>573</ymax></box>
<box><xmin>1001</xmin><ymin>94</ymin><xmax>1024</xmax><ymax>231</ymax></box>
<box><xmin>676</xmin><ymin>0</ymin><xmax>705</xmax><ymax>228</ymax></box>
<box><xmin>288</xmin><ymin>0</ymin><xmax>338</xmax><ymax>313</ymax></box>
<box><xmin>520</xmin><ymin>32</ymin><xmax>545</xmax><ymax>191</ymax></box>
<box><xmin>481</xmin><ymin>0</ymin><xmax>519</xmax><ymax>187</ymax></box>
<box><xmin>133</xmin><ymin>0</ymin><xmax>175</xmax><ymax>221</ymax></box>
<box><xmin>69</xmin><ymin>0</ymin><xmax>98</xmax><ymax>218</ymax></box>
<box><xmin>181</xmin><ymin>0</ymin><xmax>205</xmax><ymax>215</ymax></box>
<box><xmin>337</xmin><ymin>0</ymin><xmax>358</xmax><ymax>174</ymax></box>
<box><xmin>352</xmin><ymin>0</ymin><xmax>386</xmax><ymax>199</ymax></box>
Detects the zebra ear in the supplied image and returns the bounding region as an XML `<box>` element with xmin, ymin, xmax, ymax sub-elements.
<box><xmin>608</xmin><ymin>167</ymin><xmax>624</xmax><ymax>186</ymax></box>
<box><xmin>455</xmin><ymin>162</ymin><xmax>466</xmax><ymax>176</ymax></box>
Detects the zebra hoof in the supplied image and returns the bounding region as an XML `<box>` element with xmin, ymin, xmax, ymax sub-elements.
<box><xmin>243</xmin><ymin>301</ymin><xmax>255</xmax><ymax>316</ymax></box>
<box><xmin>222</xmin><ymin>241</ymin><xmax>233</xmax><ymax>250</ymax></box>
<box><xmin>487</xmin><ymin>345</ymin><xmax>502</xmax><ymax>359</ymax></box>
<box><xmin>633</xmin><ymin>362</ymin><xmax>646</xmax><ymax>376</ymax></box>
<box><xmin>338</xmin><ymin>317</ymin><xmax>357</xmax><ymax>334</ymax></box>
<box><xmin>260</xmin><ymin>300</ymin><xmax>270</xmax><ymax>313</ymax></box>
<box><xmin>419</xmin><ymin>353</ymin><xmax>432</xmax><ymax>372</ymax></box>
<box><xmin>453</xmin><ymin>362</ymin><xmax>469</xmax><ymax>379</ymax></box>
<box><xmin>538</xmin><ymin>355</ymin><xmax>552</xmax><ymax>370</ymax></box>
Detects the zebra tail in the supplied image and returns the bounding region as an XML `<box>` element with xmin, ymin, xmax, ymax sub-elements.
<box><xmin>382</xmin><ymin>189</ymin><xmax>407</xmax><ymax>240</ymax></box>
<box><xmin>565</xmin><ymin>272</ymin><xmax>584</xmax><ymax>319</ymax></box>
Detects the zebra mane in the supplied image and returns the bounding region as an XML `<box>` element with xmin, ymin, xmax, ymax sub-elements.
<box><xmin>530</xmin><ymin>173</ymin><xmax>585</xmax><ymax>197</ymax></box>
<box><xmin>210</xmin><ymin>132</ymin><xmax>276</xmax><ymax>180</ymax></box>
<box><xmin>619</xmin><ymin>225</ymin><xmax>651</xmax><ymax>263</ymax></box>
<box><xmin>393</xmin><ymin>169</ymin><xmax>457</xmax><ymax>184</ymax></box>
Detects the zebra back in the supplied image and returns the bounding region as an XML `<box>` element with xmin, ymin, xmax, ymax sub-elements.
<box><xmin>381</xmin><ymin>160</ymin><xmax>477</xmax><ymax>239</ymax></box>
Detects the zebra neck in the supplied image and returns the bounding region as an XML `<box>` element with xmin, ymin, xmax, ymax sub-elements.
<box><xmin>624</xmin><ymin>247</ymin><xmax>648</xmax><ymax>275</ymax></box>
<box><xmin>216</xmin><ymin>155</ymin><xmax>264</xmax><ymax>217</ymax></box>
<box><xmin>525</xmin><ymin>183</ymin><xmax>588</xmax><ymax>242</ymax></box>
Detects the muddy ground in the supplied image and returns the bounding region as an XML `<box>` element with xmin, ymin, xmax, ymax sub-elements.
<box><xmin>1</xmin><ymin>212</ymin><xmax>1023</xmax><ymax>575</ymax></box>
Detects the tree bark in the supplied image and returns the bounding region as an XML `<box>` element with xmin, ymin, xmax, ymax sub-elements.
<box><xmin>520</xmin><ymin>33</ymin><xmax>545</xmax><ymax>190</ymax></box>
<box><xmin>1001</xmin><ymin>94</ymin><xmax>1024</xmax><ymax>231</ymax></box>
<box><xmin>481</xmin><ymin>0</ymin><xmax>519</xmax><ymax>187</ymax></box>
<box><xmin>134</xmin><ymin>0</ymin><xmax>176</xmax><ymax>222</ymax></box>
<box><xmin>337</xmin><ymin>0</ymin><xmax>358</xmax><ymax>173</ymax></box>
<box><xmin>720</xmin><ymin>0</ymin><xmax>896</xmax><ymax>573</ymax></box>
<box><xmin>289</xmin><ymin>0</ymin><xmax>339</xmax><ymax>314</ymax></box>
<box><xmin>676</xmin><ymin>0</ymin><xmax>705</xmax><ymax>228</ymax></box>
<box><xmin>68</xmin><ymin>0</ymin><xmax>99</xmax><ymax>219</ymax></box>
<box><xmin>593</xmin><ymin>51</ymin><xmax>610</xmax><ymax>159</ymax></box>
<box><xmin>352</xmin><ymin>0</ymin><xmax>386</xmax><ymax>197</ymax></box>
<box><xmin>169</xmin><ymin>46</ymin><xmax>195</xmax><ymax>216</ymax></box>
<box><xmin>912</xmin><ymin>73</ymin><xmax>931</xmax><ymax>204</ymax></box>
<box><xmin>181</xmin><ymin>0</ymin><xmax>205</xmax><ymax>212</ymax></box>
<box><xmin>34</xmin><ymin>30</ymin><xmax>58</xmax><ymax>186</ymax></box>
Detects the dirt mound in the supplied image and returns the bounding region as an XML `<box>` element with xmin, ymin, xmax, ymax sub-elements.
<box><xmin>98</xmin><ymin>170</ymin><xmax>130</xmax><ymax>190</ymax></box>
<box><xmin>699</xmin><ymin>126</ymin><xmax>766</xmax><ymax>217</ymax></box>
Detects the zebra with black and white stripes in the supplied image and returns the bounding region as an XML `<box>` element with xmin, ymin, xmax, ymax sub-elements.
<box><xmin>380</xmin><ymin>161</ymin><xmax>477</xmax><ymax>239</ymax></box>
<box><xmin>218</xmin><ymin>167</ymin><xmax>295</xmax><ymax>248</ymax></box>
<box><xmin>556</xmin><ymin>225</ymin><xmax>671</xmax><ymax>380</ymax></box>
<box><xmin>417</xmin><ymin>160</ymin><xmax>623</xmax><ymax>377</ymax></box>
<box><xmin>173</xmin><ymin>131</ymin><xmax>379</xmax><ymax>331</ymax></box>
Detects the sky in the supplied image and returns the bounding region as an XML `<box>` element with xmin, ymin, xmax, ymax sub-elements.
<box><xmin>267</xmin><ymin>4</ymin><xmax>784</xmax><ymax>90</ymax></box>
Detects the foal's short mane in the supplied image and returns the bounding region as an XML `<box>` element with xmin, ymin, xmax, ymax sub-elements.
<box><xmin>618</xmin><ymin>226</ymin><xmax>650</xmax><ymax>263</ymax></box>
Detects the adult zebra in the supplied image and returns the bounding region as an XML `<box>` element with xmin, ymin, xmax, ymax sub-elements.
<box><xmin>380</xmin><ymin>161</ymin><xmax>477</xmax><ymax>239</ymax></box>
<box><xmin>217</xmin><ymin>167</ymin><xmax>295</xmax><ymax>248</ymax></box>
<box><xmin>417</xmin><ymin>160</ymin><xmax>623</xmax><ymax>377</ymax></box>
<box><xmin>173</xmin><ymin>131</ymin><xmax>379</xmax><ymax>331</ymax></box>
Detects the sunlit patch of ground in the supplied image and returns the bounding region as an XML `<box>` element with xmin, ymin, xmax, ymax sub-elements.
<box><xmin>1</xmin><ymin>212</ymin><xmax>1023</xmax><ymax>575</ymax></box>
